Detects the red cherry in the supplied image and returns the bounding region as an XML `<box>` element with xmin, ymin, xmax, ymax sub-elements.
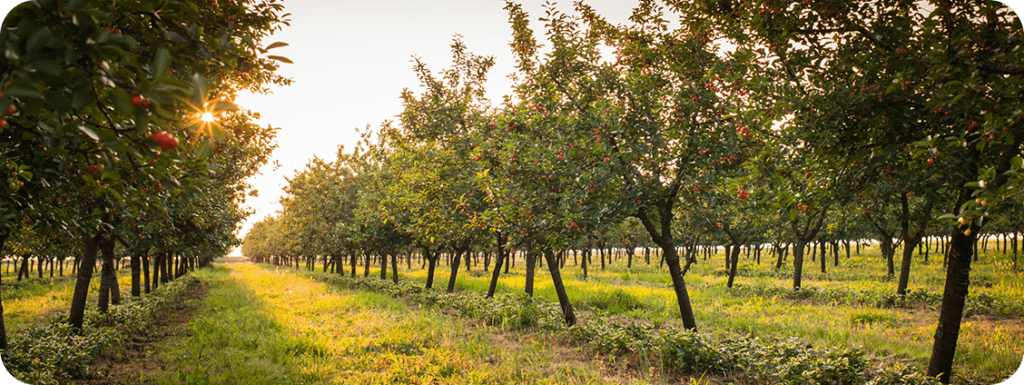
<box><xmin>157</xmin><ymin>133</ymin><xmax>178</xmax><ymax>151</ymax></box>
<box><xmin>5</xmin><ymin>104</ymin><xmax>15</xmax><ymax>115</ymax></box>
<box><xmin>927</xmin><ymin>158</ymin><xmax>934</xmax><ymax>165</ymax></box>
<box><xmin>131</xmin><ymin>95</ymin><xmax>146</xmax><ymax>108</ymax></box>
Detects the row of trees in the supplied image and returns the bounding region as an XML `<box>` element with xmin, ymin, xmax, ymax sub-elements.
<box><xmin>244</xmin><ymin>0</ymin><xmax>1022</xmax><ymax>382</ymax></box>
<box><xmin>0</xmin><ymin>0</ymin><xmax>290</xmax><ymax>352</ymax></box>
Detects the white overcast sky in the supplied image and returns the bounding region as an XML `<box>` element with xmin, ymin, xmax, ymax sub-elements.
<box><xmin>229</xmin><ymin>0</ymin><xmax>648</xmax><ymax>244</ymax></box>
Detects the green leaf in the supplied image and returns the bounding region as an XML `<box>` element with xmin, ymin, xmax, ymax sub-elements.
<box><xmin>212</xmin><ymin>101</ymin><xmax>237</xmax><ymax>112</ymax></box>
<box><xmin>195</xmin><ymin>140</ymin><xmax>214</xmax><ymax>160</ymax></box>
<box><xmin>164</xmin><ymin>31</ymin><xmax>186</xmax><ymax>43</ymax></box>
<box><xmin>266</xmin><ymin>41</ymin><xmax>289</xmax><ymax>50</ymax></box>
<box><xmin>153</xmin><ymin>47</ymin><xmax>170</xmax><ymax>80</ymax></box>
<box><xmin>77</xmin><ymin>126</ymin><xmax>99</xmax><ymax>141</ymax></box>
<box><xmin>191</xmin><ymin>73</ymin><xmax>209</xmax><ymax>109</ymax></box>
<box><xmin>72</xmin><ymin>86</ymin><xmax>97</xmax><ymax>109</ymax></box>
<box><xmin>4</xmin><ymin>82</ymin><xmax>42</xmax><ymax>99</ymax></box>
<box><xmin>111</xmin><ymin>88</ymin><xmax>131</xmax><ymax>113</ymax></box>
<box><xmin>43</xmin><ymin>90</ymin><xmax>72</xmax><ymax>113</ymax></box>
<box><xmin>100</xmin><ymin>170</ymin><xmax>119</xmax><ymax>181</ymax></box>
<box><xmin>267</xmin><ymin>55</ymin><xmax>293</xmax><ymax>64</ymax></box>
<box><xmin>26</xmin><ymin>26</ymin><xmax>53</xmax><ymax>55</ymax></box>
<box><xmin>135</xmin><ymin>111</ymin><xmax>149</xmax><ymax>134</ymax></box>
<box><xmin>32</xmin><ymin>59</ymin><xmax>61</xmax><ymax>75</ymax></box>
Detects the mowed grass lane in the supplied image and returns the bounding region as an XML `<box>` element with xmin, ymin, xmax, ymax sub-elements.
<box><xmin>395</xmin><ymin>245</ymin><xmax>1024</xmax><ymax>381</ymax></box>
<box><xmin>148</xmin><ymin>263</ymin><xmax>626</xmax><ymax>385</ymax></box>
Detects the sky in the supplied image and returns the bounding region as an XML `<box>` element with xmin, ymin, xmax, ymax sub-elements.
<box><xmin>228</xmin><ymin>0</ymin><xmax>647</xmax><ymax>248</ymax></box>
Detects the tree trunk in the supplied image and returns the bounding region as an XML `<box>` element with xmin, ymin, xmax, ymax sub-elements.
<box><xmin>726</xmin><ymin>241</ymin><xmax>741</xmax><ymax>288</ymax></box>
<box><xmin>927</xmin><ymin>224</ymin><xmax>978</xmax><ymax>383</ymax></box>
<box><xmin>542</xmin><ymin>248</ymin><xmax>576</xmax><ymax>326</ymax></box>
<box><xmin>820</xmin><ymin>239</ymin><xmax>827</xmax><ymax>274</ymax></box>
<box><xmin>524</xmin><ymin>250</ymin><xmax>537</xmax><ymax>297</ymax></box>
<box><xmin>17</xmin><ymin>254</ymin><xmax>29</xmax><ymax>281</ymax></box>
<box><xmin>152</xmin><ymin>252</ymin><xmax>162</xmax><ymax>290</ymax></box>
<box><xmin>446</xmin><ymin>247</ymin><xmax>463</xmax><ymax>293</ymax></box>
<box><xmin>130</xmin><ymin>254</ymin><xmax>141</xmax><ymax>297</ymax></box>
<box><xmin>425</xmin><ymin>252</ymin><xmax>438</xmax><ymax>289</ymax></box>
<box><xmin>486</xmin><ymin>232</ymin><xmax>507</xmax><ymax>298</ymax></box>
<box><xmin>160</xmin><ymin>251</ymin><xmax>170</xmax><ymax>284</ymax></box>
<box><xmin>69</xmin><ymin>235</ymin><xmax>101</xmax><ymax>329</ymax></box>
<box><xmin>98</xmin><ymin>236</ymin><xmax>121</xmax><ymax>313</ymax></box>
<box><xmin>380</xmin><ymin>251</ymin><xmax>388</xmax><ymax>280</ymax></box>
<box><xmin>142</xmin><ymin>253</ymin><xmax>151</xmax><ymax>294</ymax></box>
<box><xmin>581</xmin><ymin>247</ymin><xmax>589</xmax><ymax>280</ymax></box>
<box><xmin>390</xmin><ymin>252</ymin><xmax>398</xmax><ymax>284</ymax></box>
<box><xmin>793</xmin><ymin>240</ymin><xmax>807</xmax><ymax>289</ymax></box>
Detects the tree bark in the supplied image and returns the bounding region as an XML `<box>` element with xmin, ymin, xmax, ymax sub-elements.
<box><xmin>390</xmin><ymin>252</ymin><xmax>399</xmax><ymax>284</ymax></box>
<box><xmin>142</xmin><ymin>253</ymin><xmax>151</xmax><ymax>294</ymax></box>
<box><xmin>927</xmin><ymin>224</ymin><xmax>978</xmax><ymax>383</ymax></box>
<box><xmin>636</xmin><ymin>207</ymin><xmax>697</xmax><ymax>330</ymax></box>
<box><xmin>524</xmin><ymin>249</ymin><xmax>537</xmax><ymax>297</ymax></box>
<box><xmin>542</xmin><ymin>248</ymin><xmax>576</xmax><ymax>326</ymax></box>
<box><xmin>897</xmin><ymin>195</ymin><xmax>934</xmax><ymax>296</ymax></box>
<box><xmin>446</xmin><ymin>246</ymin><xmax>464</xmax><ymax>293</ymax></box>
<box><xmin>726</xmin><ymin>240</ymin><xmax>741</xmax><ymax>288</ymax></box>
<box><xmin>69</xmin><ymin>234</ymin><xmax>101</xmax><ymax>329</ymax></box>
<box><xmin>98</xmin><ymin>236</ymin><xmax>121</xmax><ymax>313</ymax></box>
<box><xmin>486</xmin><ymin>232</ymin><xmax>507</xmax><ymax>298</ymax></box>
<box><xmin>792</xmin><ymin>240</ymin><xmax>807</xmax><ymax>289</ymax></box>
<box><xmin>425</xmin><ymin>252</ymin><xmax>438</xmax><ymax>289</ymax></box>
<box><xmin>17</xmin><ymin>254</ymin><xmax>29</xmax><ymax>281</ymax></box>
<box><xmin>130</xmin><ymin>253</ymin><xmax>141</xmax><ymax>297</ymax></box>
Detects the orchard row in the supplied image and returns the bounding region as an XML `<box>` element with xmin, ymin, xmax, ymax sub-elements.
<box><xmin>244</xmin><ymin>1</ymin><xmax>1022</xmax><ymax>383</ymax></box>
<box><xmin>0</xmin><ymin>0</ymin><xmax>290</xmax><ymax>355</ymax></box>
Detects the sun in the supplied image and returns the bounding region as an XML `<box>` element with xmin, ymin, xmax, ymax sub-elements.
<box><xmin>200</xmin><ymin>112</ymin><xmax>216</xmax><ymax>123</ymax></box>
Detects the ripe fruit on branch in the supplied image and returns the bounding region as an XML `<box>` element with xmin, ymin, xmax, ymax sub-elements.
<box><xmin>5</xmin><ymin>104</ymin><xmax>15</xmax><ymax>115</ymax></box>
<box><xmin>737</xmin><ymin>189</ymin><xmax>749</xmax><ymax>200</ymax></box>
<box><xmin>131</xmin><ymin>95</ymin><xmax>151</xmax><ymax>109</ymax></box>
<box><xmin>151</xmin><ymin>131</ymin><xmax>179</xmax><ymax>151</ymax></box>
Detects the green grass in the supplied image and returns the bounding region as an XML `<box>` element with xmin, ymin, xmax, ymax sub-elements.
<box><xmin>147</xmin><ymin>263</ymin><xmax>626</xmax><ymax>384</ymax></box>
<box><xmin>2</xmin><ymin>265</ymin><xmax>134</xmax><ymax>333</ymax></box>
<box><xmin>349</xmin><ymin>243</ymin><xmax>1022</xmax><ymax>383</ymax></box>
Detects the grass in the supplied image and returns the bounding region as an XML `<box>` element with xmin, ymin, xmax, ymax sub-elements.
<box><xmin>2</xmin><ymin>265</ymin><xmax>134</xmax><ymax>333</ymax></box>
<box><xmin>147</xmin><ymin>263</ymin><xmax>628</xmax><ymax>384</ymax></box>
<box><xmin>349</xmin><ymin>242</ymin><xmax>1023</xmax><ymax>383</ymax></box>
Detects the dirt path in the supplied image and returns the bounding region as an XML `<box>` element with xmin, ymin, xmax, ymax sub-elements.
<box><xmin>72</xmin><ymin>279</ymin><xmax>209</xmax><ymax>385</ymax></box>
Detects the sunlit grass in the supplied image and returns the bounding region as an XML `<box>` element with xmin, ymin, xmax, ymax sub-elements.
<box><xmin>150</xmin><ymin>263</ymin><xmax>623</xmax><ymax>384</ymax></box>
<box><xmin>2</xmin><ymin>266</ymin><xmax>134</xmax><ymax>332</ymax></box>
<box><xmin>369</xmin><ymin>242</ymin><xmax>1023</xmax><ymax>382</ymax></box>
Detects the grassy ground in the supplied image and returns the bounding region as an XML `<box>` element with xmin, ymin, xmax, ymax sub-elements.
<box><xmin>2</xmin><ymin>266</ymin><xmax>133</xmax><ymax>333</ymax></box>
<box><xmin>373</xmin><ymin>242</ymin><xmax>1023</xmax><ymax>383</ymax></box>
<box><xmin>3</xmin><ymin>245</ymin><xmax>1019</xmax><ymax>384</ymax></box>
<box><xmin>145</xmin><ymin>263</ymin><xmax>639</xmax><ymax>384</ymax></box>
